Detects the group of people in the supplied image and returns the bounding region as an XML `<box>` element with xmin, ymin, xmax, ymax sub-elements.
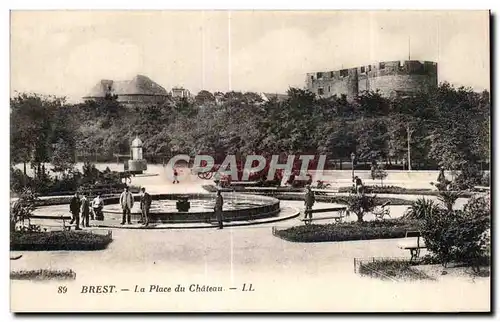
<box><xmin>119</xmin><ymin>186</ymin><xmax>152</xmax><ymax>226</ymax></box>
<box><xmin>69</xmin><ymin>193</ymin><xmax>104</xmax><ymax>230</ymax></box>
<box><xmin>69</xmin><ymin>183</ymin><xmax>225</xmax><ymax>229</ymax></box>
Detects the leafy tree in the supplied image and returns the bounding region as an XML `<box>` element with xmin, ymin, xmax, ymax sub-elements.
<box><xmin>195</xmin><ymin>90</ymin><xmax>215</xmax><ymax>105</ymax></box>
<box><xmin>51</xmin><ymin>138</ymin><xmax>75</xmax><ymax>173</ymax></box>
<box><xmin>10</xmin><ymin>93</ymin><xmax>64</xmax><ymax>177</ymax></box>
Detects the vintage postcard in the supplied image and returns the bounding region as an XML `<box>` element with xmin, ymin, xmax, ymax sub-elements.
<box><xmin>9</xmin><ymin>10</ymin><xmax>491</xmax><ymax>312</ymax></box>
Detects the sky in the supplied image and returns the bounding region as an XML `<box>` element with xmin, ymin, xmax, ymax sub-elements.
<box><xmin>10</xmin><ymin>10</ymin><xmax>490</xmax><ymax>102</ymax></box>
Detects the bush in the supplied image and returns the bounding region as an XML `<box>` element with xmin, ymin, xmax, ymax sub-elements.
<box><xmin>453</xmin><ymin>164</ymin><xmax>484</xmax><ymax>190</ymax></box>
<box><xmin>420</xmin><ymin>196</ymin><xmax>490</xmax><ymax>271</ymax></box>
<box><xmin>274</xmin><ymin>219</ymin><xmax>420</xmax><ymax>243</ymax></box>
<box><xmin>10</xmin><ymin>162</ymin><xmax>132</xmax><ymax>196</ymax></box>
<box><xmin>234</xmin><ymin>191</ymin><xmax>414</xmax><ymax>206</ymax></box>
<box><xmin>338</xmin><ymin>186</ymin><xmax>434</xmax><ymax>195</ymax></box>
<box><xmin>10</xmin><ymin>188</ymin><xmax>38</xmax><ymax>231</ymax></box>
<box><xmin>481</xmin><ymin>172</ymin><xmax>490</xmax><ymax>187</ymax></box>
<box><xmin>372</xmin><ymin>165</ymin><xmax>388</xmax><ymax>185</ymax></box>
<box><xmin>437</xmin><ymin>190</ymin><xmax>462</xmax><ymax>211</ymax></box>
<box><xmin>11</xmin><ymin>230</ymin><xmax>113</xmax><ymax>251</ymax></box>
<box><xmin>402</xmin><ymin>198</ymin><xmax>440</xmax><ymax>220</ymax></box>
<box><xmin>342</xmin><ymin>193</ymin><xmax>377</xmax><ymax>222</ymax></box>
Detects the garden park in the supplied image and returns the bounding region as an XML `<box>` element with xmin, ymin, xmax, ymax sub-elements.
<box><xmin>9</xmin><ymin>84</ymin><xmax>491</xmax><ymax>311</ymax></box>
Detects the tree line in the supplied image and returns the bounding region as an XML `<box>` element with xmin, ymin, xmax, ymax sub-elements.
<box><xmin>10</xmin><ymin>82</ymin><xmax>490</xmax><ymax>175</ymax></box>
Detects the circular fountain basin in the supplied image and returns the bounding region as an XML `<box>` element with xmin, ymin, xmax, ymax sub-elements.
<box><xmin>103</xmin><ymin>193</ymin><xmax>280</xmax><ymax>224</ymax></box>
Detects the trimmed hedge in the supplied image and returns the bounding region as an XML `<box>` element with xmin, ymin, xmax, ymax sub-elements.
<box><xmin>359</xmin><ymin>260</ymin><xmax>432</xmax><ymax>281</ymax></box>
<box><xmin>11</xmin><ymin>230</ymin><xmax>113</xmax><ymax>251</ymax></box>
<box><xmin>338</xmin><ymin>185</ymin><xmax>474</xmax><ymax>197</ymax></box>
<box><xmin>11</xmin><ymin>269</ymin><xmax>76</xmax><ymax>280</ymax></box>
<box><xmin>339</xmin><ymin>185</ymin><xmax>432</xmax><ymax>194</ymax></box>
<box><xmin>274</xmin><ymin>219</ymin><xmax>420</xmax><ymax>243</ymax></box>
<box><xmin>41</xmin><ymin>185</ymin><xmax>140</xmax><ymax>197</ymax></box>
<box><xmin>269</xmin><ymin>193</ymin><xmax>413</xmax><ymax>206</ymax></box>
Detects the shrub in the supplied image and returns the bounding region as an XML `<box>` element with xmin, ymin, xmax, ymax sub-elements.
<box><xmin>420</xmin><ymin>196</ymin><xmax>490</xmax><ymax>271</ymax></box>
<box><xmin>453</xmin><ymin>163</ymin><xmax>484</xmax><ymax>190</ymax></box>
<box><xmin>338</xmin><ymin>186</ymin><xmax>434</xmax><ymax>195</ymax></box>
<box><xmin>437</xmin><ymin>190</ymin><xmax>462</xmax><ymax>211</ymax></box>
<box><xmin>481</xmin><ymin>172</ymin><xmax>490</xmax><ymax>187</ymax></box>
<box><xmin>11</xmin><ymin>230</ymin><xmax>113</xmax><ymax>251</ymax></box>
<box><xmin>274</xmin><ymin>219</ymin><xmax>420</xmax><ymax>243</ymax></box>
<box><xmin>11</xmin><ymin>161</ymin><xmax>131</xmax><ymax>196</ymax></box>
<box><xmin>403</xmin><ymin>198</ymin><xmax>440</xmax><ymax>220</ymax></box>
<box><xmin>10</xmin><ymin>167</ymin><xmax>28</xmax><ymax>193</ymax></box>
<box><xmin>10</xmin><ymin>188</ymin><xmax>38</xmax><ymax>231</ymax></box>
<box><xmin>342</xmin><ymin>193</ymin><xmax>377</xmax><ymax>222</ymax></box>
<box><xmin>372</xmin><ymin>165</ymin><xmax>388</xmax><ymax>185</ymax></box>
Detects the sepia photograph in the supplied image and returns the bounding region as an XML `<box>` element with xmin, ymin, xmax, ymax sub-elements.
<box><xmin>9</xmin><ymin>9</ymin><xmax>491</xmax><ymax>312</ymax></box>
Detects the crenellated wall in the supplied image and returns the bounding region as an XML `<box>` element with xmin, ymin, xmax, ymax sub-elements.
<box><xmin>306</xmin><ymin>60</ymin><xmax>438</xmax><ymax>100</ymax></box>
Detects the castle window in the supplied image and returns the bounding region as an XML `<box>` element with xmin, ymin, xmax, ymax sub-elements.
<box><xmin>369</xmin><ymin>65</ymin><xmax>372</xmax><ymax>72</ymax></box>
<box><xmin>318</xmin><ymin>88</ymin><xmax>324</xmax><ymax>95</ymax></box>
<box><xmin>340</xmin><ymin>69</ymin><xmax>348</xmax><ymax>77</ymax></box>
<box><xmin>328</xmin><ymin>86</ymin><xmax>331</xmax><ymax>92</ymax></box>
<box><xmin>317</xmin><ymin>72</ymin><xmax>323</xmax><ymax>79</ymax></box>
<box><xmin>330</xmin><ymin>71</ymin><xmax>335</xmax><ymax>78</ymax></box>
<box><xmin>379</xmin><ymin>62</ymin><xmax>385</xmax><ymax>69</ymax></box>
<box><xmin>310</xmin><ymin>75</ymin><xmax>314</xmax><ymax>81</ymax></box>
<box><xmin>360</xmin><ymin>66</ymin><xmax>366</xmax><ymax>73</ymax></box>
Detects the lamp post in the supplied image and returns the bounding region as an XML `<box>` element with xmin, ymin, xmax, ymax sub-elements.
<box><xmin>407</xmin><ymin>122</ymin><xmax>414</xmax><ymax>172</ymax></box>
<box><xmin>350</xmin><ymin>152</ymin><xmax>356</xmax><ymax>182</ymax></box>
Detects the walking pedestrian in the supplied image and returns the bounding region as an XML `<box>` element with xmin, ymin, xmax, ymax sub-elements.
<box><xmin>214</xmin><ymin>190</ymin><xmax>224</xmax><ymax>229</ymax></box>
<box><xmin>140</xmin><ymin>187</ymin><xmax>152</xmax><ymax>226</ymax></box>
<box><xmin>303</xmin><ymin>185</ymin><xmax>315</xmax><ymax>221</ymax></box>
<box><xmin>80</xmin><ymin>193</ymin><xmax>90</xmax><ymax>228</ymax></box>
<box><xmin>69</xmin><ymin>192</ymin><xmax>82</xmax><ymax>230</ymax></box>
<box><xmin>173</xmin><ymin>168</ymin><xmax>180</xmax><ymax>184</ymax></box>
<box><xmin>119</xmin><ymin>187</ymin><xmax>134</xmax><ymax>225</ymax></box>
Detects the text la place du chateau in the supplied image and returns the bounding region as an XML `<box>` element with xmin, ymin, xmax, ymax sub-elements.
<box><xmin>137</xmin><ymin>284</ymin><xmax>224</xmax><ymax>293</ymax></box>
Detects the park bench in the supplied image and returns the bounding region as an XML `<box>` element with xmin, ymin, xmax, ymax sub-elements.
<box><xmin>373</xmin><ymin>201</ymin><xmax>391</xmax><ymax>220</ymax></box>
<box><xmin>398</xmin><ymin>231</ymin><xmax>426</xmax><ymax>261</ymax></box>
<box><xmin>301</xmin><ymin>207</ymin><xmax>348</xmax><ymax>225</ymax></box>
<box><xmin>29</xmin><ymin>214</ymin><xmax>73</xmax><ymax>231</ymax></box>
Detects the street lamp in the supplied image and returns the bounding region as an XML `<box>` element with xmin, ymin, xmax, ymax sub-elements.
<box><xmin>350</xmin><ymin>152</ymin><xmax>356</xmax><ymax>182</ymax></box>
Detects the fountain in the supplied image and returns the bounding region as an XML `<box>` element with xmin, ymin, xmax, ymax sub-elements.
<box><xmin>101</xmin><ymin>193</ymin><xmax>282</xmax><ymax>224</ymax></box>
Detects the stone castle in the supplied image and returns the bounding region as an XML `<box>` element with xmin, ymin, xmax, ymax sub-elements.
<box><xmin>306</xmin><ymin>60</ymin><xmax>438</xmax><ymax>100</ymax></box>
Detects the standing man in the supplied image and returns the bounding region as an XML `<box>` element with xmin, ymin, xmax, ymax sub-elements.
<box><xmin>214</xmin><ymin>190</ymin><xmax>224</xmax><ymax>229</ymax></box>
<box><xmin>69</xmin><ymin>192</ymin><xmax>82</xmax><ymax>230</ymax></box>
<box><xmin>214</xmin><ymin>171</ymin><xmax>221</xmax><ymax>188</ymax></box>
<box><xmin>140</xmin><ymin>187</ymin><xmax>152</xmax><ymax>226</ymax></box>
<box><xmin>303</xmin><ymin>185</ymin><xmax>315</xmax><ymax>221</ymax></box>
<box><xmin>119</xmin><ymin>187</ymin><xmax>134</xmax><ymax>225</ymax></box>
<box><xmin>354</xmin><ymin>176</ymin><xmax>363</xmax><ymax>194</ymax></box>
<box><xmin>80</xmin><ymin>193</ymin><xmax>91</xmax><ymax>228</ymax></box>
<box><xmin>173</xmin><ymin>168</ymin><xmax>180</xmax><ymax>184</ymax></box>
